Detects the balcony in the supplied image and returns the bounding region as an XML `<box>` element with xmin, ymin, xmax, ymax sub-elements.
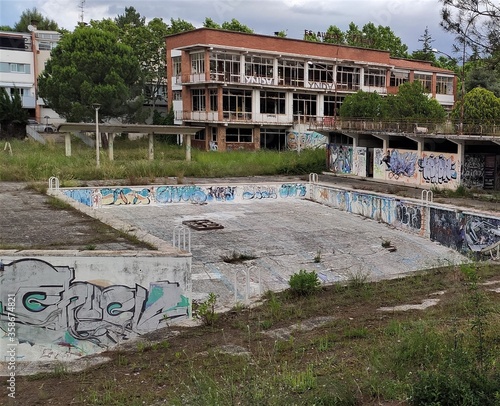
<box><xmin>311</xmin><ymin>118</ymin><xmax>500</xmax><ymax>136</ymax></box>
<box><xmin>173</xmin><ymin>109</ymin><xmax>499</xmax><ymax>137</ymax></box>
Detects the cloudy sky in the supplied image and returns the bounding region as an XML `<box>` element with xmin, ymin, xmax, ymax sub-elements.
<box><xmin>0</xmin><ymin>0</ymin><xmax>457</xmax><ymax>56</ymax></box>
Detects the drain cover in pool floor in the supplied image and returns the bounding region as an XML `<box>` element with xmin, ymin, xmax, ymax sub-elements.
<box><xmin>182</xmin><ymin>219</ymin><xmax>224</xmax><ymax>230</ymax></box>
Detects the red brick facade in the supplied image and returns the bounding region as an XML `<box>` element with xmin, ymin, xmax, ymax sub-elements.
<box><xmin>165</xmin><ymin>28</ymin><xmax>456</xmax><ymax>151</ymax></box>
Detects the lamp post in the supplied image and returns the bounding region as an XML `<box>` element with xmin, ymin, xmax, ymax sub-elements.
<box><xmin>92</xmin><ymin>103</ymin><xmax>101</xmax><ymax>167</ymax></box>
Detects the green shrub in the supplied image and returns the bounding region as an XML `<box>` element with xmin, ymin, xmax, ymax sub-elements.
<box><xmin>192</xmin><ymin>292</ymin><xmax>219</xmax><ymax>326</ymax></box>
<box><xmin>289</xmin><ymin>269</ymin><xmax>321</xmax><ymax>296</ymax></box>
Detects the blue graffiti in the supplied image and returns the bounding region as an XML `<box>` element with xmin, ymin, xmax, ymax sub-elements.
<box><xmin>242</xmin><ymin>186</ymin><xmax>278</xmax><ymax>200</ymax></box>
<box><xmin>63</xmin><ymin>189</ymin><xmax>92</xmax><ymax>206</ymax></box>
<box><xmin>279</xmin><ymin>183</ymin><xmax>307</xmax><ymax>198</ymax></box>
<box><xmin>387</xmin><ymin>150</ymin><xmax>417</xmax><ymax>178</ymax></box>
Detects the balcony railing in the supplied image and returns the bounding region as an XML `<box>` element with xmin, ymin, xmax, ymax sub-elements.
<box><xmin>311</xmin><ymin>118</ymin><xmax>500</xmax><ymax>136</ymax></box>
<box><xmin>174</xmin><ymin>109</ymin><xmax>500</xmax><ymax>137</ymax></box>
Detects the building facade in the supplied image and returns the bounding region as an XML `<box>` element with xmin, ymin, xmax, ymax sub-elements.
<box><xmin>0</xmin><ymin>28</ymin><xmax>61</xmax><ymax>124</ymax></box>
<box><xmin>165</xmin><ymin>28</ymin><xmax>456</xmax><ymax>152</ymax></box>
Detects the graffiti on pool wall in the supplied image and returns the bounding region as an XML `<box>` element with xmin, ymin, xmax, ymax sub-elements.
<box><xmin>0</xmin><ymin>258</ymin><xmax>188</xmax><ymax>349</ymax></box>
<box><xmin>418</xmin><ymin>153</ymin><xmax>457</xmax><ymax>184</ymax></box>
<box><xmin>395</xmin><ymin>201</ymin><xmax>423</xmax><ymax>231</ymax></box>
<box><xmin>279</xmin><ymin>183</ymin><xmax>307</xmax><ymax>198</ymax></box>
<box><xmin>242</xmin><ymin>185</ymin><xmax>278</xmax><ymax>199</ymax></box>
<box><xmin>429</xmin><ymin>209</ymin><xmax>500</xmax><ymax>255</ymax></box>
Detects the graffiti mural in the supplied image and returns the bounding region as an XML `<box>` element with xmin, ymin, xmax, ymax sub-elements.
<box><xmin>287</xmin><ymin>131</ymin><xmax>327</xmax><ymax>151</ymax></box>
<box><xmin>418</xmin><ymin>153</ymin><xmax>458</xmax><ymax>185</ymax></box>
<box><xmin>279</xmin><ymin>183</ymin><xmax>307</xmax><ymax>198</ymax></box>
<box><xmin>329</xmin><ymin>145</ymin><xmax>352</xmax><ymax>174</ymax></box>
<box><xmin>352</xmin><ymin>148</ymin><xmax>367</xmax><ymax>177</ymax></box>
<box><xmin>242</xmin><ymin>186</ymin><xmax>278</xmax><ymax>200</ymax></box>
<box><xmin>0</xmin><ymin>259</ymin><xmax>188</xmax><ymax>354</ymax></box>
<box><xmin>462</xmin><ymin>154</ymin><xmax>485</xmax><ymax>189</ymax></box>
<box><xmin>63</xmin><ymin>183</ymin><xmax>310</xmax><ymax>208</ymax></box>
<box><xmin>429</xmin><ymin>208</ymin><xmax>500</xmax><ymax>255</ymax></box>
<box><xmin>375</xmin><ymin>148</ymin><xmax>418</xmax><ymax>183</ymax></box>
<box><xmin>395</xmin><ymin>201</ymin><xmax>423</xmax><ymax>233</ymax></box>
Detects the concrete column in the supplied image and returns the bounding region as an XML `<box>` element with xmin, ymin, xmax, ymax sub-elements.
<box><xmin>185</xmin><ymin>134</ymin><xmax>192</xmax><ymax>161</ymax></box>
<box><xmin>351</xmin><ymin>134</ymin><xmax>359</xmax><ymax>149</ymax></box>
<box><xmin>148</xmin><ymin>133</ymin><xmax>154</xmax><ymax>160</ymax></box>
<box><xmin>64</xmin><ymin>134</ymin><xmax>71</xmax><ymax>157</ymax></box>
<box><xmin>108</xmin><ymin>133</ymin><xmax>115</xmax><ymax>161</ymax></box>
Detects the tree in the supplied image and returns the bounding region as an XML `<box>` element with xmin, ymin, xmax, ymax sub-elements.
<box><xmin>439</xmin><ymin>0</ymin><xmax>500</xmax><ymax>57</ymax></box>
<box><xmin>274</xmin><ymin>30</ymin><xmax>287</xmax><ymax>38</ymax></box>
<box><xmin>203</xmin><ymin>18</ymin><xmax>221</xmax><ymax>29</ymax></box>
<box><xmin>221</xmin><ymin>19</ymin><xmax>253</xmax><ymax>33</ymax></box>
<box><xmin>115</xmin><ymin>6</ymin><xmax>145</xmax><ymax>29</ymax></box>
<box><xmin>313</xmin><ymin>21</ymin><xmax>409</xmax><ymax>58</ymax></box>
<box><xmin>387</xmin><ymin>81</ymin><xmax>446</xmax><ymax>120</ymax></box>
<box><xmin>13</xmin><ymin>8</ymin><xmax>59</xmax><ymax>32</ymax></box>
<box><xmin>38</xmin><ymin>26</ymin><xmax>141</xmax><ymax>123</ymax></box>
<box><xmin>323</xmin><ymin>25</ymin><xmax>344</xmax><ymax>44</ymax></box>
<box><xmin>168</xmin><ymin>18</ymin><xmax>195</xmax><ymax>34</ymax></box>
<box><xmin>455</xmin><ymin>87</ymin><xmax>500</xmax><ymax>124</ymax></box>
<box><xmin>0</xmin><ymin>88</ymin><xmax>28</xmax><ymax>139</ymax></box>
<box><xmin>339</xmin><ymin>82</ymin><xmax>446</xmax><ymax>121</ymax></box>
<box><xmin>466</xmin><ymin>65</ymin><xmax>500</xmax><ymax>97</ymax></box>
<box><xmin>339</xmin><ymin>91</ymin><xmax>386</xmax><ymax>118</ymax></box>
<box><xmin>412</xmin><ymin>27</ymin><xmax>437</xmax><ymax>62</ymax></box>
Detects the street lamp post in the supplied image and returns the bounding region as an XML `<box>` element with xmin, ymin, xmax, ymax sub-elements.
<box><xmin>92</xmin><ymin>103</ymin><xmax>101</xmax><ymax>167</ymax></box>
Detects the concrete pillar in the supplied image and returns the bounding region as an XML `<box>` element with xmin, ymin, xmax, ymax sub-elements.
<box><xmin>148</xmin><ymin>133</ymin><xmax>154</xmax><ymax>160</ymax></box>
<box><xmin>185</xmin><ymin>134</ymin><xmax>192</xmax><ymax>162</ymax></box>
<box><xmin>456</xmin><ymin>140</ymin><xmax>465</xmax><ymax>186</ymax></box>
<box><xmin>108</xmin><ymin>133</ymin><xmax>115</xmax><ymax>161</ymax></box>
<box><xmin>64</xmin><ymin>134</ymin><xmax>71</xmax><ymax>157</ymax></box>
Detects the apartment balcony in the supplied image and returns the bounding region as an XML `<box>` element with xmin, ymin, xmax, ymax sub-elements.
<box><xmin>22</xmin><ymin>95</ymin><xmax>36</xmax><ymax>109</ymax></box>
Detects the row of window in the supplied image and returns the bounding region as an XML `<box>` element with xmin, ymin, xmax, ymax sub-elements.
<box><xmin>190</xmin><ymin>88</ymin><xmax>344</xmax><ymax>118</ymax></box>
<box><xmin>0</xmin><ymin>62</ymin><xmax>31</xmax><ymax>74</ymax></box>
<box><xmin>174</xmin><ymin>52</ymin><xmax>454</xmax><ymax>95</ymax></box>
<box><xmin>194</xmin><ymin>127</ymin><xmax>289</xmax><ymax>149</ymax></box>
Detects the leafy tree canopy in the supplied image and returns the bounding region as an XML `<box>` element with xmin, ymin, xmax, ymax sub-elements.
<box><xmin>203</xmin><ymin>18</ymin><xmax>221</xmax><ymax>29</ymax></box>
<box><xmin>13</xmin><ymin>7</ymin><xmax>59</xmax><ymax>32</ymax></box>
<box><xmin>38</xmin><ymin>26</ymin><xmax>141</xmax><ymax>122</ymax></box>
<box><xmin>313</xmin><ymin>22</ymin><xmax>408</xmax><ymax>58</ymax></box>
<box><xmin>0</xmin><ymin>88</ymin><xmax>29</xmax><ymax>139</ymax></box>
<box><xmin>466</xmin><ymin>65</ymin><xmax>500</xmax><ymax>97</ymax></box>
<box><xmin>388</xmin><ymin>81</ymin><xmax>446</xmax><ymax>120</ymax></box>
<box><xmin>115</xmin><ymin>6</ymin><xmax>145</xmax><ymax>29</ymax></box>
<box><xmin>221</xmin><ymin>19</ymin><xmax>253</xmax><ymax>33</ymax></box>
<box><xmin>168</xmin><ymin>18</ymin><xmax>195</xmax><ymax>34</ymax></box>
<box><xmin>339</xmin><ymin>91</ymin><xmax>386</xmax><ymax>118</ymax></box>
<box><xmin>454</xmin><ymin>87</ymin><xmax>500</xmax><ymax>124</ymax></box>
<box><xmin>340</xmin><ymin>82</ymin><xmax>446</xmax><ymax>121</ymax></box>
<box><xmin>412</xmin><ymin>27</ymin><xmax>437</xmax><ymax>62</ymax></box>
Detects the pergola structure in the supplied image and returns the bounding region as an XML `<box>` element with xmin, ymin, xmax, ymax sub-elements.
<box><xmin>56</xmin><ymin>123</ymin><xmax>204</xmax><ymax>163</ymax></box>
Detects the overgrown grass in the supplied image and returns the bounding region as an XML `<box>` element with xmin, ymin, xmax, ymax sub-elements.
<box><xmin>15</xmin><ymin>263</ymin><xmax>500</xmax><ymax>405</ymax></box>
<box><xmin>0</xmin><ymin>137</ymin><xmax>325</xmax><ymax>182</ymax></box>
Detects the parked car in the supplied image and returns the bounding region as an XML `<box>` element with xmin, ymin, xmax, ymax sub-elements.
<box><xmin>27</xmin><ymin>119</ymin><xmax>57</xmax><ymax>133</ymax></box>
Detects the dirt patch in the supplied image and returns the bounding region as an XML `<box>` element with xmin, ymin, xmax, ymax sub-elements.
<box><xmin>0</xmin><ymin>182</ymin><xmax>152</xmax><ymax>250</ymax></box>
